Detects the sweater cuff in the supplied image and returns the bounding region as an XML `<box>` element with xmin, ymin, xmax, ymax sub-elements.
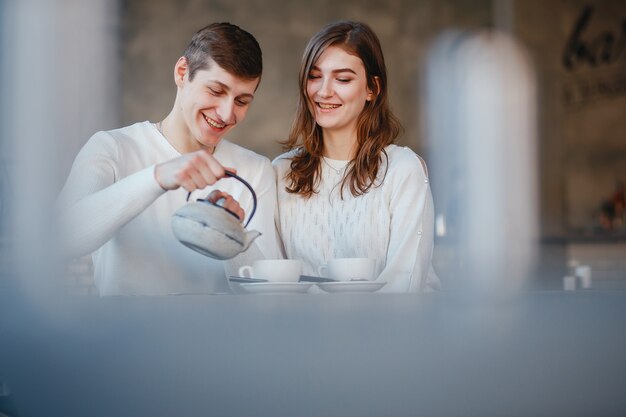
<box><xmin>137</xmin><ymin>164</ymin><xmax>168</xmax><ymax>199</ymax></box>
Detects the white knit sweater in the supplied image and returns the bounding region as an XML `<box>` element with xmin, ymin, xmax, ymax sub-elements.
<box><xmin>57</xmin><ymin>121</ymin><xmax>279</xmax><ymax>296</ymax></box>
<box><xmin>273</xmin><ymin>145</ymin><xmax>439</xmax><ymax>293</ymax></box>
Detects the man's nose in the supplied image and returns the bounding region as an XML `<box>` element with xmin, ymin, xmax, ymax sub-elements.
<box><xmin>216</xmin><ymin>100</ymin><xmax>236</xmax><ymax>124</ymax></box>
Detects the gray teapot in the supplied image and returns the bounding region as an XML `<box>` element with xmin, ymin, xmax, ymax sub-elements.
<box><xmin>171</xmin><ymin>172</ymin><xmax>261</xmax><ymax>260</ymax></box>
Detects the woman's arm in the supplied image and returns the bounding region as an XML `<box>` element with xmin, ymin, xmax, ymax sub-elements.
<box><xmin>377</xmin><ymin>151</ymin><xmax>439</xmax><ymax>293</ymax></box>
<box><xmin>271</xmin><ymin>157</ymin><xmax>290</xmax><ymax>260</ymax></box>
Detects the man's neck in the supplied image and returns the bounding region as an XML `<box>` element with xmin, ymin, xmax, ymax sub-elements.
<box><xmin>160</xmin><ymin>112</ymin><xmax>214</xmax><ymax>155</ymax></box>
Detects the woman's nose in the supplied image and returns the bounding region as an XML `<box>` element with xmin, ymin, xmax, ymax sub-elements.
<box><xmin>317</xmin><ymin>78</ymin><xmax>333</xmax><ymax>98</ymax></box>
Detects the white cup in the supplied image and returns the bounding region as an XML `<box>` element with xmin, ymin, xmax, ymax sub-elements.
<box><xmin>563</xmin><ymin>275</ymin><xmax>577</xmax><ymax>291</ymax></box>
<box><xmin>575</xmin><ymin>265</ymin><xmax>592</xmax><ymax>289</ymax></box>
<box><xmin>238</xmin><ymin>259</ymin><xmax>302</xmax><ymax>282</ymax></box>
<box><xmin>318</xmin><ymin>258</ymin><xmax>376</xmax><ymax>281</ymax></box>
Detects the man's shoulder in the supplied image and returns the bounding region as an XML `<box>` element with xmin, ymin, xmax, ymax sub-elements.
<box><xmin>217</xmin><ymin>141</ymin><xmax>274</xmax><ymax>184</ymax></box>
<box><xmin>103</xmin><ymin>121</ymin><xmax>153</xmax><ymax>142</ymax></box>
<box><xmin>88</xmin><ymin>121</ymin><xmax>152</xmax><ymax>146</ymax></box>
<box><xmin>219</xmin><ymin>140</ymin><xmax>271</xmax><ymax>165</ymax></box>
<box><xmin>78</xmin><ymin>121</ymin><xmax>157</xmax><ymax>163</ymax></box>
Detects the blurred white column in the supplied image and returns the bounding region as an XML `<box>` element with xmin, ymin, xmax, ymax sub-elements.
<box><xmin>1</xmin><ymin>0</ymin><xmax>119</xmax><ymax>300</ymax></box>
<box><xmin>424</xmin><ymin>30</ymin><xmax>538</xmax><ymax>292</ymax></box>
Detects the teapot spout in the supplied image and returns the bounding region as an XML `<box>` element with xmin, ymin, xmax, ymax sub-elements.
<box><xmin>241</xmin><ymin>230</ymin><xmax>262</xmax><ymax>251</ymax></box>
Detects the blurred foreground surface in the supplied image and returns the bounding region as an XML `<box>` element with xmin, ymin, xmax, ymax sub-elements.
<box><xmin>1</xmin><ymin>290</ymin><xmax>625</xmax><ymax>417</ymax></box>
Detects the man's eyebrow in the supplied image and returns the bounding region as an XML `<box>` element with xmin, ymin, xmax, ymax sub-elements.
<box><xmin>238</xmin><ymin>93</ymin><xmax>255</xmax><ymax>100</ymax></box>
<box><xmin>310</xmin><ymin>65</ymin><xmax>357</xmax><ymax>75</ymax></box>
<box><xmin>207</xmin><ymin>80</ymin><xmax>230</xmax><ymax>91</ymax></box>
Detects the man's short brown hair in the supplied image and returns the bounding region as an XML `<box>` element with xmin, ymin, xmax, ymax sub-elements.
<box><xmin>183</xmin><ymin>22</ymin><xmax>262</xmax><ymax>81</ymax></box>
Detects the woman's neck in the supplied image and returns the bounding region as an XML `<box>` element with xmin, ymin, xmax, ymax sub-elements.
<box><xmin>322</xmin><ymin>128</ymin><xmax>357</xmax><ymax>160</ymax></box>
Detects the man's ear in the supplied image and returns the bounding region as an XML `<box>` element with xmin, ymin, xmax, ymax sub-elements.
<box><xmin>174</xmin><ymin>57</ymin><xmax>188</xmax><ymax>87</ymax></box>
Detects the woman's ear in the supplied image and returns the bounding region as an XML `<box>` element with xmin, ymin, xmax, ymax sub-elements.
<box><xmin>174</xmin><ymin>57</ymin><xmax>188</xmax><ymax>87</ymax></box>
<box><xmin>366</xmin><ymin>76</ymin><xmax>381</xmax><ymax>101</ymax></box>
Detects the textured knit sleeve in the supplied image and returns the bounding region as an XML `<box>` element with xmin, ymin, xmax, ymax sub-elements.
<box><xmin>378</xmin><ymin>150</ymin><xmax>439</xmax><ymax>293</ymax></box>
<box><xmin>271</xmin><ymin>155</ymin><xmax>291</xmax><ymax>259</ymax></box>
<box><xmin>55</xmin><ymin>131</ymin><xmax>165</xmax><ymax>258</ymax></box>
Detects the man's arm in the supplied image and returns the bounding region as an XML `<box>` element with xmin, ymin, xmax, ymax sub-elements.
<box><xmin>56</xmin><ymin>131</ymin><xmax>232</xmax><ymax>259</ymax></box>
<box><xmin>55</xmin><ymin>132</ymin><xmax>166</xmax><ymax>258</ymax></box>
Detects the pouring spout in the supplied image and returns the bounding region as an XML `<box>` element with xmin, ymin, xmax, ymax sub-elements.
<box><xmin>241</xmin><ymin>230</ymin><xmax>262</xmax><ymax>251</ymax></box>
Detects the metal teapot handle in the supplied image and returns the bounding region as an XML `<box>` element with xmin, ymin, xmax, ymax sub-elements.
<box><xmin>186</xmin><ymin>171</ymin><xmax>257</xmax><ymax>228</ymax></box>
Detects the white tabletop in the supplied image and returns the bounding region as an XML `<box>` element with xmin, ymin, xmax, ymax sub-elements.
<box><xmin>1</xmin><ymin>290</ymin><xmax>626</xmax><ymax>417</ymax></box>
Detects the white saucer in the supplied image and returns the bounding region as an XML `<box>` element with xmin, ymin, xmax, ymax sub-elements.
<box><xmin>317</xmin><ymin>281</ymin><xmax>386</xmax><ymax>293</ymax></box>
<box><xmin>234</xmin><ymin>282</ymin><xmax>314</xmax><ymax>295</ymax></box>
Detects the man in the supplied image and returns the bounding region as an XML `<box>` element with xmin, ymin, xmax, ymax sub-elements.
<box><xmin>57</xmin><ymin>23</ymin><xmax>279</xmax><ymax>295</ymax></box>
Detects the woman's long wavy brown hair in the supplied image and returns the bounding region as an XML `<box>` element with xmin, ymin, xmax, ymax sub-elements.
<box><xmin>281</xmin><ymin>20</ymin><xmax>402</xmax><ymax>198</ymax></box>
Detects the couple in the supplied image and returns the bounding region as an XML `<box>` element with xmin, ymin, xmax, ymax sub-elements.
<box><xmin>57</xmin><ymin>21</ymin><xmax>439</xmax><ymax>296</ymax></box>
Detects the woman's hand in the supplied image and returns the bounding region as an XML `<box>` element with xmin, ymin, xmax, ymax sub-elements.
<box><xmin>205</xmin><ymin>189</ymin><xmax>245</xmax><ymax>222</ymax></box>
<box><xmin>154</xmin><ymin>149</ymin><xmax>236</xmax><ymax>192</ymax></box>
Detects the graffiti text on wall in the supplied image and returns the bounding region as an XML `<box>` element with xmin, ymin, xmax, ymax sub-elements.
<box><xmin>562</xmin><ymin>5</ymin><xmax>626</xmax><ymax>109</ymax></box>
<box><xmin>563</xmin><ymin>5</ymin><xmax>625</xmax><ymax>70</ymax></box>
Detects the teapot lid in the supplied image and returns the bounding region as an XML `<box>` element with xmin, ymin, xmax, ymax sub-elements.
<box><xmin>187</xmin><ymin>171</ymin><xmax>257</xmax><ymax>228</ymax></box>
<box><xmin>172</xmin><ymin>171</ymin><xmax>261</xmax><ymax>260</ymax></box>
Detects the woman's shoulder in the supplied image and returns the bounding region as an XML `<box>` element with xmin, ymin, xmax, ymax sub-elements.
<box><xmin>384</xmin><ymin>144</ymin><xmax>429</xmax><ymax>180</ymax></box>
<box><xmin>272</xmin><ymin>148</ymin><xmax>300</xmax><ymax>163</ymax></box>
<box><xmin>271</xmin><ymin>148</ymin><xmax>300</xmax><ymax>171</ymax></box>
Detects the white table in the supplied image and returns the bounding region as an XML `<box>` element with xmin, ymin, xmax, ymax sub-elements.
<box><xmin>1</xmin><ymin>290</ymin><xmax>625</xmax><ymax>417</ymax></box>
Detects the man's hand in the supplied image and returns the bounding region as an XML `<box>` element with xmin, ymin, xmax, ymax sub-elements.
<box><xmin>205</xmin><ymin>189</ymin><xmax>245</xmax><ymax>222</ymax></box>
<box><xmin>154</xmin><ymin>149</ymin><xmax>236</xmax><ymax>191</ymax></box>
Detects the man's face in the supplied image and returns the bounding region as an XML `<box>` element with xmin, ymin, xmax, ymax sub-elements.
<box><xmin>177</xmin><ymin>59</ymin><xmax>259</xmax><ymax>149</ymax></box>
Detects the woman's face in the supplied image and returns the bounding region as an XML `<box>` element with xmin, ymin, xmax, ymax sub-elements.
<box><xmin>306</xmin><ymin>46</ymin><xmax>373</xmax><ymax>138</ymax></box>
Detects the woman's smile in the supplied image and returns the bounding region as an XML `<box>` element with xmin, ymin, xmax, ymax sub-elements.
<box><xmin>316</xmin><ymin>102</ymin><xmax>342</xmax><ymax>111</ymax></box>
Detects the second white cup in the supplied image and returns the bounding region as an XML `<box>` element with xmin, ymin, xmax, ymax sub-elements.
<box><xmin>318</xmin><ymin>258</ymin><xmax>376</xmax><ymax>281</ymax></box>
<box><xmin>238</xmin><ymin>259</ymin><xmax>302</xmax><ymax>282</ymax></box>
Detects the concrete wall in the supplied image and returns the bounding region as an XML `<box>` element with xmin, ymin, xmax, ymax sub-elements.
<box><xmin>119</xmin><ymin>0</ymin><xmax>492</xmax><ymax>158</ymax></box>
<box><xmin>514</xmin><ymin>0</ymin><xmax>626</xmax><ymax>235</ymax></box>
<box><xmin>118</xmin><ymin>0</ymin><xmax>626</xmax><ymax>237</ymax></box>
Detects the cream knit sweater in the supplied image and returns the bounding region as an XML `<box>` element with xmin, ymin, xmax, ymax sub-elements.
<box><xmin>273</xmin><ymin>145</ymin><xmax>439</xmax><ymax>293</ymax></box>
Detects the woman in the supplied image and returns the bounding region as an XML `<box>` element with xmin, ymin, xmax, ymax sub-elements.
<box><xmin>273</xmin><ymin>20</ymin><xmax>439</xmax><ymax>292</ymax></box>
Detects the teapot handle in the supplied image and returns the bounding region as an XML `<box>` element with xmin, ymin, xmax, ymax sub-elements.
<box><xmin>186</xmin><ymin>171</ymin><xmax>257</xmax><ymax>228</ymax></box>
